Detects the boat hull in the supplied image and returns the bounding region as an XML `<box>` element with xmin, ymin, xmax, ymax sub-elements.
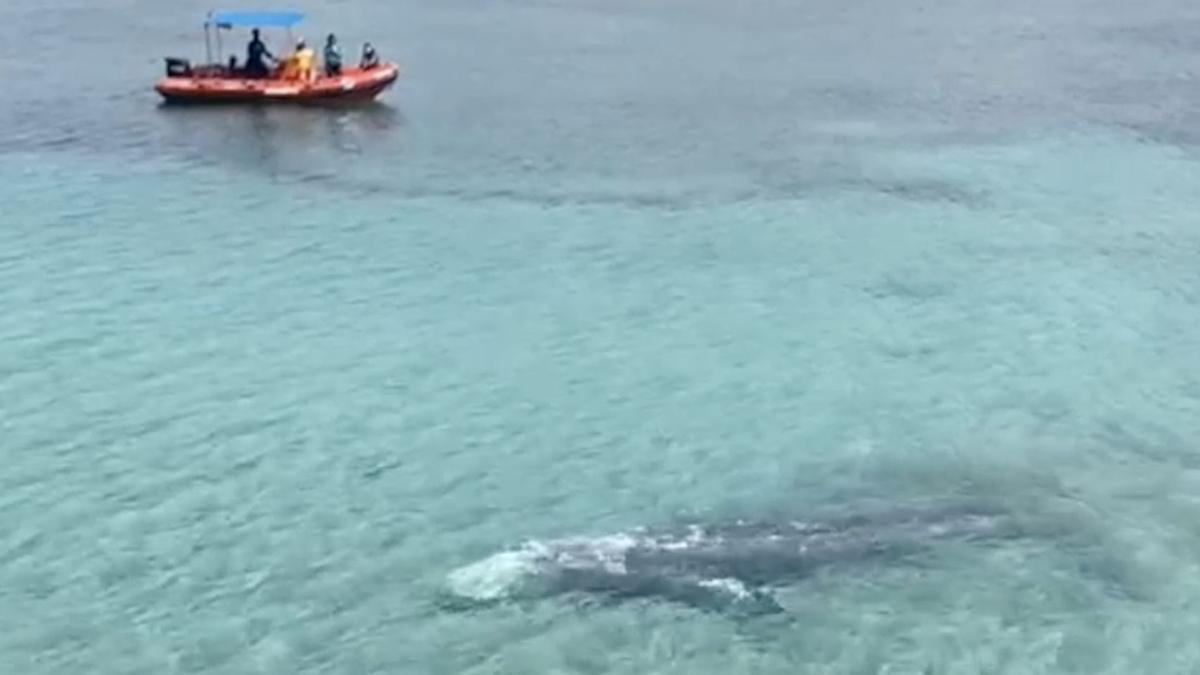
<box><xmin>155</xmin><ymin>64</ymin><xmax>399</xmax><ymax>105</ymax></box>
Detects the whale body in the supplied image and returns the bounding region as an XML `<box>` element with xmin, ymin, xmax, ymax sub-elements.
<box><xmin>444</xmin><ymin>498</ymin><xmax>1019</xmax><ymax>614</ymax></box>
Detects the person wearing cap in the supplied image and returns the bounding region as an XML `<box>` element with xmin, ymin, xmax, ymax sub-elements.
<box><xmin>279</xmin><ymin>37</ymin><xmax>315</xmax><ymax>81</ymax></box>
<box><xmin>278</xmin><ymin>37</ymin><xmax>315</xmax><ymax>81</ymax></box>
<box><xmin>292</xmin><ymin>38</ymin><xmax>316</xmax><ymax>81</ymax></box>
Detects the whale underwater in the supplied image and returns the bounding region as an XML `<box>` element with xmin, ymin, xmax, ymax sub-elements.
<box><xmin>444</xmin><ymin>497</ymin><xmax>1025</xmax><ymax>614</ymax></box>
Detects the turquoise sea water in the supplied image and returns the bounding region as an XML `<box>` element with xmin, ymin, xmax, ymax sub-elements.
<box><xmin>5</xmin><ymin>0</ymin><xmax>1200</xmax><ymax>673</ymax></box>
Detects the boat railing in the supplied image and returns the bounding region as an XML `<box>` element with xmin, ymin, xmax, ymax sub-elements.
<box><xmin>164</xmin><ymin>58</ymin><xmax>247</xmax><ymax>80</ymax></box>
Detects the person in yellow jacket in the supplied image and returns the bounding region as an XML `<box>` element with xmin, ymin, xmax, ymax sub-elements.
<box><xmin>279</xmin><ymin>38</ymin><xmax>316</xmax><ymax>81</ymax></box>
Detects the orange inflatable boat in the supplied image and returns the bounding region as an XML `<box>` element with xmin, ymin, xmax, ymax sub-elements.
<box><xmin>156</xmin><ymin>10</ymin><xmax>399</xmax><ymax>105</ymax></box>
<box><xmin>156</xmin><ymin>64</ymin><xmax>399</xmax><ymax>104</ymax></box>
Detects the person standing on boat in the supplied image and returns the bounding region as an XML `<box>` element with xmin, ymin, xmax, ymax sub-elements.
<box><xmin>323</xmin><ymin>34</ymin><xmax>343</xmax><ymax>77</ymax></box>
<box><xmin>245</xmin><ymin>28</ymin><xmax>274</xmax><ymax>78</ymax></box>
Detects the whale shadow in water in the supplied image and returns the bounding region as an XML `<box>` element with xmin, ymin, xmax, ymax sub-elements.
<box><xmin>442</xmin><ymin>497</ymin><xmax>1028</xmax><ymax>616</ymax></box>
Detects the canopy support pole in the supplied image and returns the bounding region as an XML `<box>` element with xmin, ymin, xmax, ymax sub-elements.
<box><xmin>204</xmin><ymin>14</ymin><xmax>213</xmax><ymax>65</ymax></box>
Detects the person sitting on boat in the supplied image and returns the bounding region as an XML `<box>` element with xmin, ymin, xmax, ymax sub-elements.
<box><xmin>360</xmin><ymin>42</ymin><xmax>379</xmax><ymax>69</ymax></box>
<box><xmin>323</xmin><ymin>34</ymin><xmax>342</xmax><ymax>76</ymax></box>
<box><xmin>245</xmin><ymin>28</ymin><xmax>274</xmax><ymax>78</ymax></box>
<box><xmin>280</xmin><ymin>38</ymin><xmax>316</xmax><ymax>81</ymax></box>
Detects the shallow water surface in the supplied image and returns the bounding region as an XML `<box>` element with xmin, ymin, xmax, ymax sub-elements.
<box><xmin>2</xmin><ymin>0</ymin><xmax>1200</xmax><ymax>673</ymax></box>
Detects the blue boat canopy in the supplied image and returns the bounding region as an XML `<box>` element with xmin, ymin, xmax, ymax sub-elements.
<box><xmin>207</xmin><ymin>10</ymin><xmax>305</xmax><ymax>29</ymax></box>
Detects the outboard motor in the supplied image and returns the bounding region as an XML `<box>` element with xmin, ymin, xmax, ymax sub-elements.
<box><xmin>164</xmin><ymin>57</ymin><xmax>192</xmax><ymax>77</ymax></box>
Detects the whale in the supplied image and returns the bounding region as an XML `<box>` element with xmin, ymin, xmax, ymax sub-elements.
<box><xmin>443</xmin><ymin>497</ymin><xmax>1021</xmax><ymax>614</ymax></box>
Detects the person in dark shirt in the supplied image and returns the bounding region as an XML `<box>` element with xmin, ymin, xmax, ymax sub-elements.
<box><xmin>360</xmin><ymin>42</ymin><xmax>379</xmax><ymax>69</ymax></box>
<box><xmin>245</xmin><ymin>28</ymin><xmax>274</xmax><ymax>78</ymax></box>
<box><xmin>323</xmin><ymin>34</ymin><xmax>343</xmax><ymax>76</ymax></box>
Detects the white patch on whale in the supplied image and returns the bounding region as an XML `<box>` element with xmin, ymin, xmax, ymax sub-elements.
<box><xmin>445</xmin><ymin>544</ymin><xmax>546</xmax><ymax>601</ymax></box>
